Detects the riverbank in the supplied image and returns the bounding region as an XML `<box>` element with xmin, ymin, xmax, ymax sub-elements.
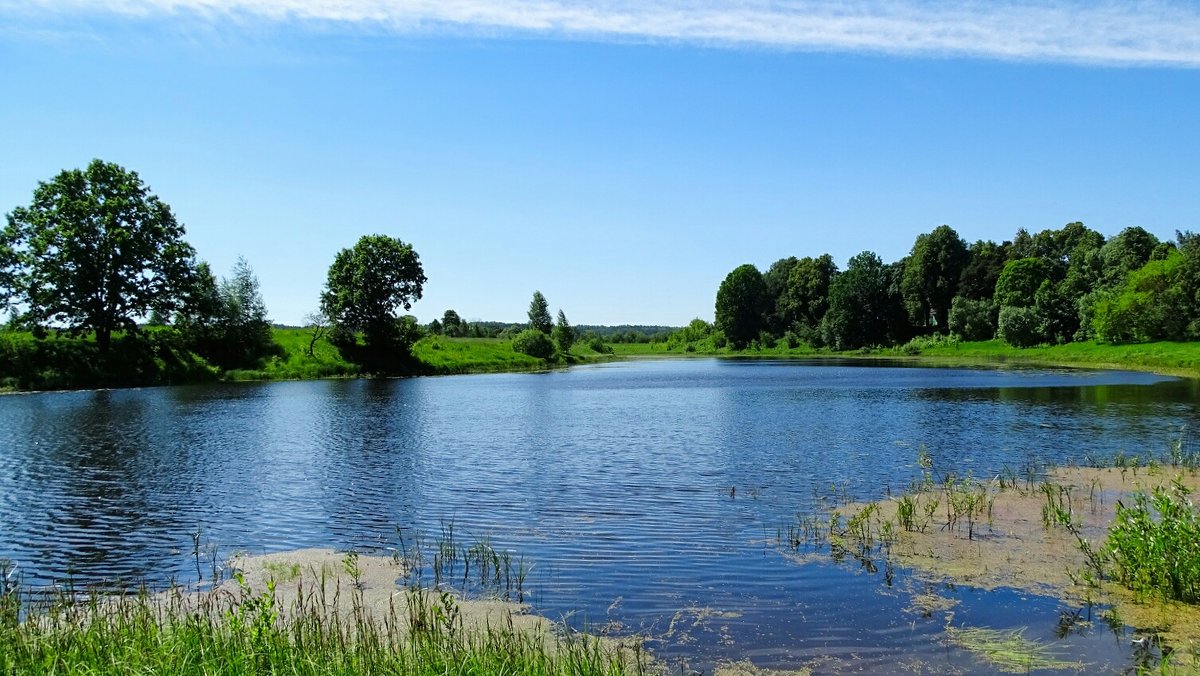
<box><xmin>4</xmin><ymin>326</ymin><xmax>1199</xmax><ymax>393</ymax></box>
<box><xmin>611</xmin><ymin>338</ymin><xmax>1200</xmax><ymax>379</ymax></box>
<box><xmin>0</xmin><ymin>328</ymin><xmax>615</xmax><ymax>392</ymax></box>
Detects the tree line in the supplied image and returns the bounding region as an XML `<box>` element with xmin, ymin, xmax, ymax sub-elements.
<box><xmin>713</xmin><ymin>222</ymin><xmax>1200</xmax><ymax>350</ymax></box>
<box><xmin>0</xmin><ymin>160</ymin><xmax>592</xmax><ymax>381</ymax></box>
<box><xmin>0</xmin><ymin>160</ymin><xmax>430</xmax><ymax>375</ymax></box>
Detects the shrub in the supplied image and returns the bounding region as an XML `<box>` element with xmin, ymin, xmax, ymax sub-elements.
<box><xmin>1106</xmin><ymin>482</ymin><xmax>1200</xmax><ymax>603</ymax></box>
<box><xmin>586</xmin><ymin>336</ymin><xmax>612</xmax><ymax>354</ymax></box>
<box><xmin>512</xmin><ymin>329</ymin><xmax>554</xmax><ymax>359</ymax></box>
<box><xmin>997</xmin><ymin>305</ymin><xmax>1044</xmax><ymax>348</ymax></box>
<box><xmin>947</xmin><ymin>297</ymin><xmax>994</xmax><ymax>341</ymax></box>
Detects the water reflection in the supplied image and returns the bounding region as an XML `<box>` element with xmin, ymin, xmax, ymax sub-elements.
<box><xmin>0</xmin><ymin>360</ymin><xmax>1195</xmax><ymax>671</ymax></box>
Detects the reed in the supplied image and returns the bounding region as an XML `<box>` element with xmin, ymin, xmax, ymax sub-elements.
<box><xmin>0</xmin><ymin>557</ymin><xmax>643</xmax><ymax>676</ymax></box>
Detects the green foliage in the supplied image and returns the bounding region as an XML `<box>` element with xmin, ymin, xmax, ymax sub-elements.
<box><xmin>958</xmin><ymin>239</ymin><xmax>1010</xmax><ymax>301</ymax></box>
<box><xmin>0</xmin><ymin>328</ymin><xmax>216</xmax><ymax>390</ymax></box>
<box><xmin>441</xmin><ymin>309</ymin><xmax>465</xmax><ymax>337</ymax></box>
<box><xmin>993</xmin><ymin>257</ymin><xmax>1053</xmax><ymax>308</ymax></box>
<box><xmin>512</xmin><ymin>328</ymin><xmax>555</xmax><ymax>359</ymax></box>
<box><xmin>820</xmin><ymin>252</ymin><xmax>906</xmax><ymax>350</ymax></box>
<box><xmin>1091</xmin><ymin>250</ymin><xmax>1196</xmax><ymax>344</ymax></box>
<box><xmin>527</xmin><ymin>291</ymin><xmax>552</xmax><ymax>334</ymax></box>
<box><xmin>321</xmin><ymin>235</ymin><xmax>426</xmax><ymax>368</ymax></box>
<box><xmin>996</xmin><ymin>305</ymin><xmax>1044</xmax><ymax>348</ymax></box>
<box><xmin>1</xmin><ymin>159</ymin><xmax>196</xmax><ymax>353</ymax></box>
<box><xmin>1106</xmin><ymin>481</ymin><xmax>1200</xmax><ymax>603</ymax></box>
<box><xmin>715</xmin><ymin>264</ymin><xmax>768</xmax><ymax>348</ymax></box>
<box><xmin>552</xmin><ymin>309</ymin><xmax>575</xmax><ymax>354</ymax></box>
<box><xmin>761</xmin><ymin>256</ymin><xmax>800</xmax><ymax>333</ymax></box>
<box><xmin>1100</xmin><ymin>226</ymin><xmax>1160</xmax><ymax>288</ymax></box>
<box><xmin>901</xmin><ymin>224</ymin><xmax>969</xmax><ymax>330</ymax></box>
<box><xmin>587</xmin><ymin>336</ymin><xmax>613</xmax><ymax>353</ymax></box>
<box><xmin>947</xmin><ymin>296</ymin><xmax>995</xmax><ymax>341</ymax></box>
<box><xmin>777</xmin><ymin>254</ymin><xmax>837</xmax><ymax>339</ymax></box>
<box><xmin>179</xmin><ymin>257</ymin><xmax>280</xmax><ymax>369</ymax></box>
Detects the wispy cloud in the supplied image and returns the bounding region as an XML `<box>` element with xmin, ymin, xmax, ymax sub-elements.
<box><xmin>7</xmin><ymin>0</ymin><xmax>1200</xmax><ymax>66</ymax></box>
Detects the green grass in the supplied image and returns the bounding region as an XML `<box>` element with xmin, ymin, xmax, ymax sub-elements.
<box><xmin>224</xmin><ymin>328</ymin><xmax>360</xmax><ymax>381</ymax></box>
<box><xmin>0</xmin><ymin>573</ymin><xmax>643</xmax><ymax>676</ymax></box>
<box><xmin>412</xmin><ymin>337</ymin><xmax>550</xmax><ymax>374</ymax></box>
<box><xmin>914</xmin><ymin>339</ymin><xmax>1200</xmax><ymax>377</ymax></box>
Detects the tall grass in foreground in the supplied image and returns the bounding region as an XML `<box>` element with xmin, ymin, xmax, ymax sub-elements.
<box><xmin>0</xmin><ymin>562</ymin><xmax>644</xmax><ymax>676</ymax></box>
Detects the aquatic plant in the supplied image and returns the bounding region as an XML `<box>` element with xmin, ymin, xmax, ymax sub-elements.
<box><xmin>945</xmin><ymin>625</ymin><xmax>1078</xmax><ymax>673</ymax></box>
<box><xmin>1106</xmin><ymin>479</ymin><xmax>1200</xmax><ymax>603</ymax></box>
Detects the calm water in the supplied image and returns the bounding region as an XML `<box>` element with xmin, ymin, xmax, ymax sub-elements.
<box><xmin>1</xmin><ymin>359</ymin><xmax>1197</xmax><ymax>672</ymax></box>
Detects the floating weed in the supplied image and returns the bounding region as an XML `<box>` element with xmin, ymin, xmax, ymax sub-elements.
<box><xmin>945</xmin><ymin>625</ymin><xmax>1080</xmax><ymax>673</ymax></box>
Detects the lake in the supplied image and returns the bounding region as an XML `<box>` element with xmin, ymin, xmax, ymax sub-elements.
<box><xmin>1</xmin><ymin>358</ymin><xmax>1196</xmax><ymax>672</ymax></box>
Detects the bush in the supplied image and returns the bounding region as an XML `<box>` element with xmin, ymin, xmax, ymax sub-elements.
<box><xmin>1106</xmin><ymin>482</ymin><xmax>1200</xmax><ymax>603</ymax></box>
<box><xmin>586</xmin><ymin>336</ymin><xmax>613</xmax><ymax>354</ymax></box>
<box><xmin>947</xmin><ymin>297</ymin><xmax>995</xmax><ymax>341</ymax></box>
<box><xmin>996</xmin><ymin>305</ymin><xmax>1044</xmax><ymax>348</ymax></box>
<box><xmin>512</xmin><ymin>329</ymin><xmax>554</xmax><ymax>359</ymax></box>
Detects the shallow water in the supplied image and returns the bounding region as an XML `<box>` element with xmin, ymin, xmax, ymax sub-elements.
<box><xmin>1</xmin><ymin>359</ymin><xmax>1196</xmax><ymax>672</ymax></box>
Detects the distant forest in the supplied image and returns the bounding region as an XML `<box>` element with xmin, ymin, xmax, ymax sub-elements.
<box><xmin>708</xmin><ymin>223</ymin><xmax>1199</xmax><ymax>351</ymax></box>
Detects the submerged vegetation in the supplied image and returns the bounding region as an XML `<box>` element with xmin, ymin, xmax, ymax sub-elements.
<box><xmin>781</xmin><ymin>442</ymin><xmax>1200</xmax><ymax>672</ymax></box>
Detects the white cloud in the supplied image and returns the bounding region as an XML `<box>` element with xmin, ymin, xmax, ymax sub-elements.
<box><xmin>7</xmin><ymin>0</ymin><xmax>1200</xmax><ymax>66</ymax></box>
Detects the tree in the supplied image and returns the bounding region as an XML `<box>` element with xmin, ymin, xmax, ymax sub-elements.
<box><xmin>958</xmin><ymin>240</ymin><xmax>1009</xmax><ymax>301</ymax></box>
<box><xmin>994</xmin><ymin>258</ymin><xmax>1054</xmax><ymax>308</ymax></box>
<box><xmin>176</xmin><ymin>257</ymin><xmax>278</xmax><ymax>369</ymax></box>
<box><xmin>714</xmin><ymin>264</ymin><xmax>768</xmax><ymax>348</ymax></box>
<box><xmin>777</xmin><ymin>254</ymin><xmax>837</xmax><ymax>338</ymax></box>
<box><xmin>302</xmin><ymin>310</ymin><xmax>330</xmax><ymax>357</ymax></box>
<box><xmin>901</xmin><ymin>225</ymin><xmax>969</xmax><ymax>331</ymax></box>
<box><xmin>819</xmin><ymin>251</ymin><xmax>900</xmax><ymax>350</ymax></box>
<box><xmin>1</xmin><ymin>159</ymin><xmax>196</xmax><ymax>352</ymax></box>
<box><xmin>320</xmin><ymin>234</ymin><xmax>426</xmax><ymax>360</ymax></box>
<box><xmin>1100</xmin><ymin>226</ymin><xmax>1160</xmax><ymax>288</ymax></box>
<box><xmin>762</xmin><ymin>256</ymin><xmax>800</xmax><ymax>334</ymax></box>
<box><xmin>553</xmin><ymin>309</ymin><xmax>576</xmax><ymax>354</ymax></box>
<box><xmin>217</xmin><ymin>256</ymin><xmax>276</xmax><ymax>367</ymax></box>
<box><xmin>528</xmin><ymin>291</ymin><xmax>552</xmax><ymax>334</ymax></box>
<box><xmin>441</xmin><ymin>309</ymin><xmax>465</xmax><ymax>337</ymax></box>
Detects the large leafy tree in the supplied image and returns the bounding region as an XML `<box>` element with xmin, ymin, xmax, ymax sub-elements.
<box><xmin>715</xmin><ymin>264</ymin><xmax>767</xmax><ymax>348</ymax></box>
<box><xmin>761</xmin><ymin>256</ymin><xmax>800</xmax><ymax>334</ymax></box>
<box><xmin>901</xmin><ymin>225</ymin><xmax>969</xmax><ymax>331</ymax></box>
<box><xmin>1</xmin><ymin>160</ymin><xmax>196</xmax><ymax>352</ymax></box>
<box><xmin>321</xmin><ymin>234</ymin><xmax>426</xmax><ymax>356</ymax></box>
<box><xmin>777</xmin><ymin>254</ymin><xmax>837</xmax><ymax>336</ymax></box>
<box><xmin>820</xmin><ymin>251</ymin><xmax>902</xmax><ymax>350</ymax></box>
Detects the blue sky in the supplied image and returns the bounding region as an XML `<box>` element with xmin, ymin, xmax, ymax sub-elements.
<box><xmin>1</xmin><ymin>2</ymin><xmax>1198</xmax><ymax>326</ymax></box>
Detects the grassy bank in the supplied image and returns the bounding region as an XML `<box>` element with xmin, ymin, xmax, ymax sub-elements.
<box><xmin>610</xmin><ymin>338</ymin><xmax>1200</xmax><ymax>378</ymax></box>
<box><xmin>0</xmin><ymin>550</ymin><xmax>645</xmax><ymax>676</ymax></box>
<box><xmin>0</xmin><ymin>327</ymin><xmax>616</xmax><ymax>391</ymax></box>
<box><xmin>231</xmin><ymin>330</ymin><xmax>610</xmax><ymax>381</ymax></box>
